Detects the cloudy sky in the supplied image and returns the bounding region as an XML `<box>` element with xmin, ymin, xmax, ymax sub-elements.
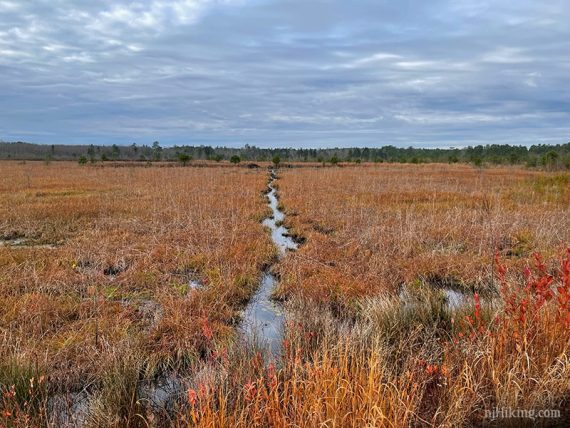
<box><xmin>1</xmin><ymin>0</ymin><xmax>569</xmax><ymax>148</ymax></box>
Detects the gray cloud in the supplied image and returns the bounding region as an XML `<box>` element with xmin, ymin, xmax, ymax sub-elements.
<box><xmin>0</xmin><ymin>0</ymin><xmax>569</xmax><ymax>147</ymax></box>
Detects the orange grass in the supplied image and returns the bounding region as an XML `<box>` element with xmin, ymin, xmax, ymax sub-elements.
<box><xmin>176</xmin><ymin>164</ymin><xmax>569</xmax><ymax>427</ymax></box>
<box><xmin>179</xmin><ymin>249</ymin><xmax>570</xmax><ymax>427</ymax></box>
<box><xmin>1</xmin><ymin>161</ymin><xmax>568</xmax><ymax>426</ymax></box>
<box><xmin>0</xmin><ymin>161</ymin><xmax>274</xmax><ymax>425</ymax></box>
<box><xmin>274</xmin><ymin>164</ymin><xmax>570</xmax><ymax>308</ymax></box>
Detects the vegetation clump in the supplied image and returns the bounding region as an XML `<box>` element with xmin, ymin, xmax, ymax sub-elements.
<box><xmin>0</xmin><ymin>162</ymin><xmax>568</xmax><ymax>425</ymax></box>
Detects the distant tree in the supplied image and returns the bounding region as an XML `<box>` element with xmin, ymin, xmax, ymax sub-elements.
<box><xmin>4</xmin><ymin>140</ymin><xmax>570</xmax><ymax>165</ymax></box>
<box><xmin>330</xmin><ymin>155</ymin><xmax>339</xmax><ymax>165</ymax></box>
<box><xmin>272</xmin><ymin>155</ymin><xmax>280</xmax><ymax>166</ymax></box>
<box><xmin>178</xmin><ymin>153</ymin><xmax>192</xmax><ymax>165</ymax></box>
<box><xmin>472</xmin><ymin>157</ymin><xmax>483</xmax><ymax>168</ymax></box>
<box><xmin>111</xmin><ymin>144</ymin><xmax>120</xmax><ymax>160</ymax></box>
<box><xmin>101</xmin><ymin>153</ymin><xmax>109</xmax><ymax>162</ymax></box>
<box><xmin>78</xmin><ymin>156</ymin><xmax>88</xmax><ymax>165</ymax></box>
<box><xmin>87</xmin><ymin>144</ymin><xmax>96</xmax><ymax>163</ymax></box>
<box><xmin>230</xmin><ymin>155</ymin><xmax>241</xmax><ymax>164</ymax></box>
<box><xmin>203</xmin><ymin>146</ymin><xmax>214</xmax><ymax>158</ymax></box>
<box><xmin>526</xmin><ymin>157</ymin><xmax>538</xmax><ymax>168</ymax></box>
<box><xmin>541</xmin><ymin>150</ymin><xmax>559</xmax><ymax>169</ymax></box>
<box><xmin>152</xmin><ymin>141</ymin><xmax>162</xmax><ymax>161</ymax></box>
<box><xmin>563</xmin><ymin>154</ymin><xmax>570</xmax><ymax>170</ymax></box>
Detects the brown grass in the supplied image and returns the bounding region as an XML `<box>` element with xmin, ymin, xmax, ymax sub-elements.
<box><xmin>1</xmin><ymin>161</ymin><xmax>568</xmax><ymax>427</ymax></box>
<box><xmin>178</xmin><ymin>163</ymin><xmax>569</xmax><ymax>427</ymax></box>
<box><xmin>275</xmin><ymin>164</ymin><xmax>570</xmax><ymax>307</ymax></box>
<box><xmin>0</xmin><ymin>161</ymin><xmax>274</xmax><ymax>425</ymax></box>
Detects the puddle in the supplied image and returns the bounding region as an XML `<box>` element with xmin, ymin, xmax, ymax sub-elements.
<box><xmin>241</xmin><ymin>169</ymin><xmax>299</xmax><ymax>356</ymax></box>
<box><xmin>138</xmin><ymin>375</ymin><xmax>185</xmax><ymax>414</ymax></box>
<box><xmin>47</xmin><ymin>391</ymin><xmax>90</xmax><ymax>427</ymax></box>
<box><xmin>261</xmin><ymin>184</ymin><xmax>298</xmax><ymax>254</ymax></box>
<box><xmin>399</xmin><ymin>285</ymin><xmax>484</xmax><ymax>310</ymax></box>
<box><xmin>189</xmin><ymin>279</ymin><xmax>204</xmax><ymax>290</ymax></box>
<box><xmin>0</xmin><ymin>238</ymin><xmax>58</xmax><ymax>249</ymax></box>
<box><xmin>240</xmin><ymin>272</ymin><xmax>285</xmax><ymax>354</ymax></box>
<box><xmin>445</xmin><ymin>288</ymin><xmax>466</xmax><ymax>309</ymax></box>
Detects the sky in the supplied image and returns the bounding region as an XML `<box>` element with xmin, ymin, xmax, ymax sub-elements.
<box><xmin>0</xmin><ymin>0</ymin><xmax>569</xmax><ymax>148</ymax></box>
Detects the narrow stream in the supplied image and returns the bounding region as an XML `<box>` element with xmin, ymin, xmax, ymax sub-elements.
<box><xmin>240</xmin><ymin>169</ymin><xmax>297</xmax><ymax>355</ymax></box>
<box><xmin>49</xmin><ymin>169</ymin><xmax>298</xmax><ymax>424</ymax></box>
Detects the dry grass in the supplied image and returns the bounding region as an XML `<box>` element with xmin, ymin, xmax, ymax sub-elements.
<box><xmin>1</xmin><ymin>161</ymin><xmax>568</xmax><ymax>426</ymax></box>
<box><xmin>177</xmin><ymin>163</ymin><xmax>569</xmax><ymax>427</ymax></box>
<box><xmin>178</xmin><ymin>239</ymin><xmax>570</xmax><ymax>428</ymax></box>
<box><xmin>0</xmin><ymin>161</ymin><xmax>274</xmax><ymax>425</ymax></box>
<box><xmin>275</xmin><ymin>164</ymin><xmax>570</xmax><ymax>307</ymax></box>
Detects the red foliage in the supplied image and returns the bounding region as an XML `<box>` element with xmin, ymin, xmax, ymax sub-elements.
<box><xmin>496</xmin><ymin>249</ymin><xmax>569</xmax><ymax>331</ymax></box>
<box><xmin>456</xmin><ymin>248</ymin><xmax>570</xmax><ymax>344</ymax></box>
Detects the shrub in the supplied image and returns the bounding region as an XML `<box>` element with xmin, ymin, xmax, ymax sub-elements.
<box><xmin>526</xmin><ymin>156</ymin><xmax>538</xmax><ymax>168</ymax></box>
<box><xmin>178</xmin><ymin>153</ymin><xmax>192</xmax><ymax>166</ymax></box>
<box><xmin>230</xmin><ymin>155</ymin><xmax>241</xmax><ymax>164</ymax></box>
<box><xmin>541</xmin><ymin>150</ymin><xmax>559</xmax><ymax>168</ymax></box>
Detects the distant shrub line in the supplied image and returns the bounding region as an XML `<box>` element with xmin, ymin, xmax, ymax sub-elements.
<box><xmin>2</xmin><ymin>141</ymin><xmax>570</xmax><ymax>169</ymax></box>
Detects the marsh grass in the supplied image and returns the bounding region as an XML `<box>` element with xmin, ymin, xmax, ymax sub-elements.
<box><xmin>0</xmin><ymin>161</ymin><xmax>274</xmax><ymax>425</ymax></box>
<box><xmin>1</xmin><ymin>162</ymin><xmax>568</xmax><ymax>426</ymax></box>
<box><xmin>180</xmin><ymin>249</ymin><xmax>569</xmax><ymax>427</ymax></box>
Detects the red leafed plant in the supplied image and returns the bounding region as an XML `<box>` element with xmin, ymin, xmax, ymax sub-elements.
<box><xmin>455</xmin><ymin>248</ymin><xmax>570</xmax><ymax>347</ymax></box>
<box><xmin>496</xmin><ymin>249</ymin><xmax>569</xmax><ymax>327</ymax></box>
<box><xmin>485</xmin><ymin>248</ymin><xmax>570</xmax><ymax>358</ymax></box>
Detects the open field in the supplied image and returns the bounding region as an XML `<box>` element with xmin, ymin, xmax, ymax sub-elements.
<box><xmin>0</xmin><ymin>161</ymin><xmax>274</xmax><ymax>425</ymax></box>
<box><xmin>1</xmin><ymin>161</ymin><xmax>569</xmax><ymax>426</ymax></box>
<box><xmin>276</xmin><ymin>164</ymin><xmax>570</xmax><ymax>304</ymax></box>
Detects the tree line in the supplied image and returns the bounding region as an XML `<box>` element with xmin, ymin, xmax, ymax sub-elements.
<box><xmin>1</xmin><ymin>141</ymin><xmax>569</xmax><ymax>169</ymax></box>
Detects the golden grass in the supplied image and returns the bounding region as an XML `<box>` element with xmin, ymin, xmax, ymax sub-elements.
<box><xmin>177</xmin><ymin>163</ymin><xmax>569</xmax><ymax>427</ymax></box>
<box><xmin>275</xmin><ymin>164</ymin><xmax>570</xmax><ymax>307</ymax></box>
<box><xmin>1</xmin><ymin>161</ymin><xmax>568</xmax><ymax>426</ymax></box>
<box><xmin>181</xmin><ymin>251</ymin><xmax>570</xmax><ymax>427</ymax></box>
<box><xmin>0</xmin><ymin>161</ymin><xmax>274</xmax><ymax>424</ymax></box>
